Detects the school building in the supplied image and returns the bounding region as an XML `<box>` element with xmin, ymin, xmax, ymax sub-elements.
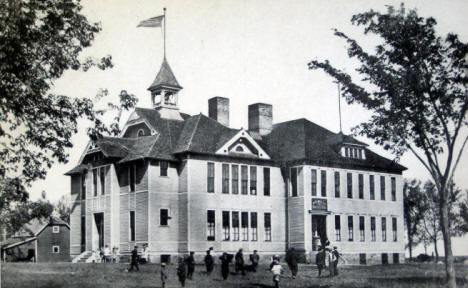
<box><xmin>66</xmin><ymin>58</ymin><xmax>406</xmax><ymax>264</ymax></box>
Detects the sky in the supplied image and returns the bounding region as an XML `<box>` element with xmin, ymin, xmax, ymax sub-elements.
<box><xmin>29</xmin><ymin>0</ymin><xmax>468</xmax><ymax>255</ymax></box>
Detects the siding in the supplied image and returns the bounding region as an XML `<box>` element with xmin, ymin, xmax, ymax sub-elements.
<box><xmin>37</xmin><ymin>225</ymin><xmax>70</xmax><ymax>262</ymax></box>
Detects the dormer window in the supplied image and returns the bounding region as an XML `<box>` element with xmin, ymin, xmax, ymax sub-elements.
<box><xmin>235</xmin><ymin>146</ymin><xmax>244</xmax><ymax>152</ymax></box>
<box><xmin>137</xmin><ymin>129</ymin><xmax>145</xmax><ymax>137</ymax></box>
<box><xmin>342</xmin><ymin>145</ymin><xmax>366</xmax><ymax>160</ymax></box>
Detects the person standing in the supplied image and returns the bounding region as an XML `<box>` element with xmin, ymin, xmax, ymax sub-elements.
<box><xmin>186</xmin><ymin>251</ymin><xmax>195</xmax><ymax>280</ymax></box>
<box><xmin>235</xmin><ymin>248</ymin><xmax>245</xmax><ymax>275</ymax></box>
<box><xmin>177</xmin><ymin>257</ymin><xmax>187</xmax><ymax>287</ymax></box>
<box><xmin>331</xmin><ymin>246</ymin><xmax>345</xmax><ymax>276</ymax></box>
<box><xmin>285</xmin><ymin>247</ymin><xmax>298</xmax><ymax>278</ymax></box>
<box><xmin>219</xmin><ymin>252</ymin><xmax>231</xmax><ymax>280</ymax></box>
<box><xmin>315</xmin><ymin>246</ymin><xmax>325</xmax><ymax>277</ymax></box>
<box><xmin>128</xmin><ymin>246</ymin><xmax>139</xmax><ymax>272</ymax></box>
<box><xmin>270</xmin><ymin>255</ymin><xmax>283</xmax><ymax>288</ymax></box>
<box><xmin>250</xmin><ymin>250</ymin><xmax>260</xmax><ymax>272</ymax></box>
<box><xmin>204</xmin><ymin>249</ymin><xmax>214</xmax><ymax>275</ymax></box>
<box><xmin>160</xmin><ymin>262</ymin><xmax>168</xmax><ymax>288</ymax></box>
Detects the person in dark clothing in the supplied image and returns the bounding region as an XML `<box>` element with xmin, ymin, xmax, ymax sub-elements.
<box><xmin>219</xmin><ymin>252</ymin><xmax>231</xmax><ymax>280</ymax></box>
<box><xmin>128</xmin><ymin>246</ymin><xmax>139</xmax><ymax>272</ymax></box>
<box><xmin>235</xmin><ymin>248</ymin><xmax>245</xmax><ymax>275</ymax></box>
<box><xmin>186</xmin><ymin>251</ymin><xmax>195</xmax><ymax>279</ymax></box>
<box><xmin>204</xmin><ymin>249</ymin><xmax>214</xmax><ymax>275</ymax></box>
<box><xmin>177</xmin><ymin>257</ymin><xmax>187</xmax><ymax>287</ymax></box>
<box><xmin>331</xmin><ymin>246</ymin><xmax>345</xmax><ymax>276</ymax></box>
<box><xmin>250</xmin><ymin>250</ymin><xmax>260</xmax><ymax>272</ymax></box>
<box><xmin>285</xmin><ymin>247</ymin><xmax>298</xmax><ymax>278</ymax></box>
<box><xmin>315</xmin><ymin>246</ymin><xmax>325</xmax><ymax>277</ymax></box>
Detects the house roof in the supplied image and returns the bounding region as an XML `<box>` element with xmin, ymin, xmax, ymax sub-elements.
<box><xmin>148</xmin><ymin>58</ymin><xmax>182</xmax><ymax>91</ymax></box>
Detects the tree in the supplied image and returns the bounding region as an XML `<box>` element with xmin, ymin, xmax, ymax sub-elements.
<box><xmin>0</xmin><ymin>1</ymin><xmax>136</xmax><ymax>231</ymax></box>
<box><xmin>458</xmin><ymin>191</ymin><xmax>468</xmax><ymax>233</ymax></box>
<box><xmin>309</xmin><ymin>5</ymin><xmax>467</xmax><ymax>287</ymax></box>
<box><xmin>403</xmin><ymin>179</ymin><xmax>428</xmax><ymax>260</ymax></box>
<box><xmin>54</xmin><ymin>195</ymin><xmax>71</xmax><ymax>224</ymax></box>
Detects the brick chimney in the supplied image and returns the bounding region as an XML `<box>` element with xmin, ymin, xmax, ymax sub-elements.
<box><xmin>208</xmin><ymin>97</ymin><xmax>229</xmax><ymax>126</ymax></box>
<box><xmin>248</xmin><ymin>103</ymin><xmax>272</xmax><ymax>136</ymax></box>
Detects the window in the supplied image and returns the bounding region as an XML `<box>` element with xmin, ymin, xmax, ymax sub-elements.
<box><xmin>264</xmin><ymin>213</ymin><xmax>271</xmax><ymax>241</ymax></box>
<box><xmin>100</xmin><ymin>167</ymin><xmax>106</xmax><ymax>195</ymax></box>
<box><xmin>250</xmin><ymin>166</ymin><xmax>257</xmax><ymax>195</ymax></box>
<box><xmin>232</xmin><ymin>212</ymin><xmax>240</xmax><ymax>241</ymax></box>
<box><xmin>137</xmin><ymin>129</ymin><xmax>145</xmax><ymax>137</ymax></box>
<box><xmin>93</xmin><ymin>169</ymin><xmax>98</xmax><ymax>197</ymax></box>
<box><xmin>369</xmin><ymin>175</ymin><xmax>375</xmax><ymax>200</ymax></box>
<box><xmin>381</xmin><ymin>217</ymin><xmax>387</xmax><ymax>242</ymax></box>
<box><xmin>358</xmin><ymin>174</ymin><xmax>364</xmax><ymax>199</ymax></box>
<box><xmin>321</xmin><ymin>170</ymin><xmax>327</xmax><ymax>197</ymax></box>
<box><xmin>371</xmin><ymin>217</ymin><xmax>376</xmax><ymax>241</ymax></box>
<box><xmin>222</xmin><ymin>211</ymin><xmax>230</xmax><ymax>241</ymax></box>
<box><xmin>235</xmin><ymin>146</ymin><xmax>244</xmax><ymax>152</ymax></box>
<box><xmin>291</xmin><ymin>168</ymin><xmax>298</xmax><ymax>197</ymax></box>
<box><xmin>81</xmin><ymin>173</ymin><xmax>86</xmax><ymax>200</ymax></box>
<box><xmin>129</xmin><ymin>211</ymin><xmax>135</xmax><ymax>242</ymax></box>
<box><xmin>207</xmin><ymin>210</ymin><xmax>215</xmax><ymax>241</ymax></box>
<box><xmin>232</xmin><ymin>165</ymin><xmax>239</xmax><ymax>194</ymax></box>
<box><xmin>251</xmin><ymin>212</ymin><xmax>258</xmax><ymax>241</ymax></box>
<box><xmin>160</xmin><ymin>161</ymin><xmax>168</xmax><ymax>177</ymax></box>
<box><xmin>52</xmin><ymin>246</ymin><xmax>60</xmax><ymax>253</ymax></box>
<box><xmin>311</xmin><ymin>169</ymin><xmax>317</xmax><ymax>196</ymax></box>
<box><xmin>380</xmin><ymin>176</ymin><xmax>386</xmax><ymax>200</ymax></box>
<box><xmin>347</xmin><ymin>173</ymin><xmax>353</xmax><ymax>198</ymax></box>
<box><xmin>81</xmin><ymin>216</ymin><xmax>86</xmax><ymax>247</ymax></box>
<box><xmin>392</xmin><ymin>217</ymin><xmax>397</xmax><ymax>241</ymax></box>
<box><xmin>334</xmin><ymin>172</ymin><xmax>340</xmax><ymax>198</ymax></box>
<box><xmin>335</xmin><ymin>215</ymin><xmax>341</xmax><ymax>241</ymax></box>
<box><xmin>345</xmin><ymin>147</ymin><xmax>349</xmax><ymax>157</ymax></box>
<box><xmin>129</xmin><ymin>165</ymin><xmax>136</xmax><ymax>192</ymax></box>
<box><xmin>52</xmin><ymin>226</ymin><xmax>60</xmax><ymax>233</ymax></box>
<box><xmin>222</xmin><ymin>164</ymin><xmax>229</xmax><ymax>194</ymax></box>
<box><xmin>393</xmin><ymin>253</ymin><xmax>400</xmax><ymax>264</ymax></box>
<box><xmin>391</xmin><ymin>177</ymin><xmax>396</xmax><ymax>201</ymax></box>
<box><xmin>263</xmin><ymin>168</ymin><xmax>270</xmax><ymax>196</ymax></box>
<box><xmin>207</xmin><ymin>162</ymin><xmax>214</xmax><ymax>193</ymax></box>
<box><xmin>359</xmin><ymin>216</ymin><xmax>365</xmax><ymax>242</ymax></box>
<box><xmin>241</xmin><ymin>166</ymin><xmax>248</xmax><ymax>195</ymax></box>
<box><xmin>241</xmin><ymin>212</ymin><xmax>249</xmax><ymax>241</ymax></box>
<box><xmin>160</xmin><ymin>209</ymin><xmax>169</xmax><ymax>226</ymax></box>
<box><xmin>348</xmin><ymin>215</ymin><xmax>354</xmax><ymax>241</ymax></box>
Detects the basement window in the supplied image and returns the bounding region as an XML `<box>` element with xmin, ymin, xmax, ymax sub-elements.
<box><xmin>52</xmin><ymin>246</ymin><xmax>60</xmax><ymax>253</ymax></box>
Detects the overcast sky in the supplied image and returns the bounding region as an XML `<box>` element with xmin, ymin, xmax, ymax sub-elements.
<box><xmin>30</xmin><ymin>0</ymin><xmax>468</xmax><ymax>254</ymax></box>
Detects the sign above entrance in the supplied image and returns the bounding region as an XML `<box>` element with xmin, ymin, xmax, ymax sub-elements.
<box><xmin>312</xmin><ymin>198</ymin><xmax>328</xmax><ymax>211</ymax></box>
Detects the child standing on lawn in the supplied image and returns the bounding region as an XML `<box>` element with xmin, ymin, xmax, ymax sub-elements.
<box><xmin>270</xmin><ymin>255</ymin><xmax>283</xmax><ymax>288</ymax></box>
<box><xmin>177</xmin><ymin>257</ymin><xmax>187</xmax><ymax>287</ymax></box>
<box><xmin>160</xmin><ymin>263</ymin><xmax>168</xmax><ymax>288</ymax></box>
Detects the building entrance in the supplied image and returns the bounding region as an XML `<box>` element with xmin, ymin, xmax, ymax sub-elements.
<box><xmin>312</xmin><ymin>215</ymin><xmax>327</xmax><ymax>251</ymax></box>
<box><xmin>93</xmin><ymin>213</ymin><xmax>104</xmax><ymax>250</ymax></box>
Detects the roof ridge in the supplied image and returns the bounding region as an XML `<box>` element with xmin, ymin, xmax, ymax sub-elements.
<box><xmin>186</xmin><ymin>114</ymin><xmax>202</xmax><ymax>150</ymax></box>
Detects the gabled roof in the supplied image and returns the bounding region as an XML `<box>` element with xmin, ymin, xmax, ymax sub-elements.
<box><xmin>11</xmin><ymin>216</ymin><xmax>69</xmax><ymax>238</ymax></box>
<box><xmin>148</xmin><ymin>58</ymin><xmax>182</xmax><ymax>91</ymax></box>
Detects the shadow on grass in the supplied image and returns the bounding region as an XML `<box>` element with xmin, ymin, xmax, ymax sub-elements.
<box><xmin>368</xmin><ymin>276</ymin><xmax>467</xmax><ymax>287</ymax></box>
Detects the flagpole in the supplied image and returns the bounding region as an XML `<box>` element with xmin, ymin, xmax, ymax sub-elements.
<box><xmin>163</xmin><ymin>7</ymin><xmax>166</xmax><ymax>60</ymax></box>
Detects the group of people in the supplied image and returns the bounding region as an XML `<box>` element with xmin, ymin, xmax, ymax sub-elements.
<box><xmin>90</xmin><ymin>245</ymin><xmax>119</xmax><ymax>263</ymax></box>
<box><xmin>315</xmin><ymin>245</ymin><xmax>346</xmax><ymax>277</ymax></box>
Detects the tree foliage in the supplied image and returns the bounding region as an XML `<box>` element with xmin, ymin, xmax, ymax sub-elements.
<box><xmin>54</xmin><ymin>195</ymin><xmax>71</xmax><ymax>224</ymax></box>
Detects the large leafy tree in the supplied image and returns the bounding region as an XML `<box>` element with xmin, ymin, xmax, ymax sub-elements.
<box><xmin>0</xmin><ymin>0</ymin><xmax>136</xmax><ymax>233</ymax></box>
<box><xmin>309</xmin><ymin>5</ymin><xmax>467</xmax><ymax>287</ymax></box>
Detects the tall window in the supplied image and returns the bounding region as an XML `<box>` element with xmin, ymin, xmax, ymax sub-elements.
<box><xmin>335</xmin><ymin>215</ymin><xmax>341</xmax><ymax>241</ymax></box>
<box><xmin>81</xmin><ymin>216</ymin><xmax>86</xmax><ymax>247</ymax></box>
<box><xmin>92</xmin><ymin>169</ymin><xmax>98</xmax><ymax>196</ymax></box>
<box><xmin>241</xmin><ymin>212</ymin><xmax>249</xmax><ymax>241</ymax></box>
<box><xmin>130</xmin><ymin>165</ymin><xmax>136</xmax><ymax>192</ymax></box>
<box><xmin>100</xmin><ymin>167</ymin><xmax>106</xmax><ymax>195</ymax></box>
<box><xmin>347</xmin><ymin>173</ymin><xmax>353</xmax><ymax>198</ymax></box>
<box><xmin>348</xmin><ymin>215</ymin><xmax>354</xmax><ymax>241</ymax></box>
<box><xmin>160</xmin><ymin>161</ymin><xmax>168</xmax><ymax>176</ymax></box>
<box><xmin>291</xmin><ymin>167</ymin><xmax>298</xmax><ymax>197</ymax></box>
<box><xmin>129</xmin><ymin>211</ymin><xmax>135</xmax><ymax>242</ymax></box>
<box><xmin>359</xmin><ymin>216</ymin><xmax>365</xmax><ymax>242</ymax></box>
<box><xmin>222</xmin><ymin>164</ymin><xmax>229</xmax><ymax>194</ymax></box>
<box><xmin>263</xmin><ymin>168</ymin><xmax>270</xmax><ymax>196</ymax></box>
<box><xmin>369</xmin><ymin>175</ymin><xmax>375</xmax><ymax>200</ymax></box>
<box><xmin>232</xmin><ymin>212</ymin><xmax>240</xmax><ymax>241</ymax></box>
<box><xmin>264</xmin><ymin>213</ymin><xmax>272</xmax><ymax>241</ymax></box>
<box><xmin>380</xmin><ymin>176</ymin><xmax>386</xmax><ymax>200</ymax></box>
<box><xmin>250</xmin><ymin>166</ymin><xmax>257</xmax><ymax>195</ymax></box>
<box><xmin>392</xmin><ymin>217</ymin><xmax>397</xmax><ymax>241</ymax></box>
<box><xmin>381</xmin><ymin>217</ymin><xmax>387</xmax><ymax>242</ymax></box>
<box><xmin>160</xmin><ymin>209</ymin><xmax>169</xmax><ymax>226</ymax></box>
<box><xmin>321</xmin><ymin>170</ymin><xmax>327</xmax><ymax>197</ymax></box>
<box><xmin>81</xmin><ymin>173</ymin><xmax>87</xmax><ymax>200</ymax></box>
<box><xmin>311</xmin><ymin>169</ymin><xmax>317</xmax><ymax>196</ymax></box>
<box><xmin>358</xmin><ymin>174</ymin><xmax>364</xmax><ymax>199</ymax></box>
<box><xmin>391</xmin><ymin>177</ymin><xmax>396</xmax><ymax>201</ymax></box>
<box><xmin>334</xmin><ymin>171</ymin><xmax>340</xmax><ymax>198</ymax></box>
<box><xmin>241</xmin><ymin>166</ymin><xmax>248</xmax><ymax>195</ymax></box>
<box><xmin>251</xmin><ymin>212</ymin><xmax>258</xmax><ymax>241</ymax></box>
<box><xmin>232</xmin><ymin>165</ymin><xmax>239</xmax><ymax>194</ymax></box>
<box><xmin>207</xmin><ymin>162</ymin><xmax>214</xmax><ymax>193</ymax></box>
<box><xmin>371</xmin><ymin>217</ymin><xmax>376</xmax><ymax>241</ymax></box>
<box><xmin>222</xmin><ymin>211</ymin><xmax>230</xmax><ymax>240</ymax></box>
<box><xmin>207</xmin><ymin>210</ymin><xmax>215</xmax><ymax>241</ymax></box>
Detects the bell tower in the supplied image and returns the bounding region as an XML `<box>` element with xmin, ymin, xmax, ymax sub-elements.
<box><xmin>148</xmin><ymin>58</ymin><xmax>183</xmax><ymax>120</ymax></box>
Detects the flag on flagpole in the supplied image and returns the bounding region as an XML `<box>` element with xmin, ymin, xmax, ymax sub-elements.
<box><xmin>137</xmin><ymin>15</ymin><xmax>164</xmax><ymax>28</ymax></box>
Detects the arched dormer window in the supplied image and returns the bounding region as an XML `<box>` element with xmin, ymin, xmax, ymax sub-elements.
<box><xmin>137</xmin><ymin>129</ymin><xmax>145</xmax><ymax>137</ymax></box>
<box><xmin>235</xmin><ymin>146</ymin><xmax>244</xmax><ymax>152</ymax></box>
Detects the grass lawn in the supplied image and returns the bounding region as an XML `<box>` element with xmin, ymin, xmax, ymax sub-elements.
<box><xmin>1</xmin><ymin>262</ymin><xmax>467</xmax><ymax>288</ymax></box>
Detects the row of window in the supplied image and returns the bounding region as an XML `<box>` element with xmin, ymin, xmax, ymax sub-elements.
<box><xmin>207</xmin><ymin>163</ymin><xmax>271</xmax><ymax>196</ymax></box>
<box><xmin>334</xmin><ymin>215</ymin><xmax>398</xmax><ymax>242</ymax></box>
<box><xmin>291</xmin><ymin>168</ymin><xmax>397</xmax><ymax>201</ymax></box>
<box><xmin>207</xmin><ymin>210</ymin><xmax>272</xmax><ymax>242</ymax></box>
